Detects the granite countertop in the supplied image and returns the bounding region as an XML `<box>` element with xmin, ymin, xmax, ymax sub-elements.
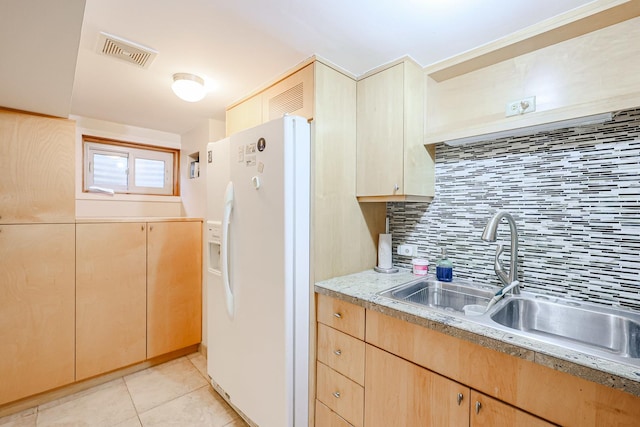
<box><xmin>315</xmin><ymin>268</ymin><xmax>640</xmax><ymax>397</ymax></box>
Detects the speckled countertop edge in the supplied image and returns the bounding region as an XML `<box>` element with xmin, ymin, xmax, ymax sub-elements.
<box><xmin>315</xmin><ymin>268</ymin><xmax>640</xmax><ymax>397</ymax></box>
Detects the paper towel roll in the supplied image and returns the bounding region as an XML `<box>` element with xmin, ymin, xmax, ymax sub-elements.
<box><xmin>378</xmin><ymin>234</ymin><xmax>392</xmax><ymax>269</ymax></box>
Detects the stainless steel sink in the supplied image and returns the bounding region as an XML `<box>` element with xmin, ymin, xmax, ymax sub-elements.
<box><xmin>378</xmin><ymin>277</ymin><xmax>640</xmax><ymax>367</ymax></box>
<box><xmin>490</xmin><ymin>297</ymin><xmax>640</xmax><ymax>359</ymax></box>
<box><xmin>378</xmin><ymin>278</ymin><xmax>496</xmax><ymax>314</ymax></box>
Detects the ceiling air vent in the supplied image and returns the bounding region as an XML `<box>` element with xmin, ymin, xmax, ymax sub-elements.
<box><xmin>96</xmin><ymin>32</ymin><xmax>157</xmax><ymax>69</ymax></box>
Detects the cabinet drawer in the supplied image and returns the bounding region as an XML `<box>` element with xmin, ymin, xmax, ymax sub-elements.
<box><xmin>317</xmin><ymin>323</ymin><xmax>365</xmax><ymax>385</ymax></box>
<box><xmin>316</xmin><ymin>400</ymin><xmax>353</xmax><ymax>427</ymax></box>
<box><xmin>317</xmin><ymin>362</ymin><xmax>364</xmax><ymax>427</ymax></box>
<box><xmin>317</xmin><ymin>294</ymin><xmax>365</xmax><ymax>339</ymax></box>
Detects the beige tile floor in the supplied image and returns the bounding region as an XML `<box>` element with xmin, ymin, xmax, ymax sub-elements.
<box><xmin>0</xmin><ymin>353</ymin><xmax>248</xmax><ymax>427</ymax></box>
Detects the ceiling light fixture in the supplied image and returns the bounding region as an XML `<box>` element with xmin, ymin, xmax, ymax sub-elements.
<box><xmin>171</xmin><ymin>73</ymin><xmax>206</xmax><ymax>102</ymax></box>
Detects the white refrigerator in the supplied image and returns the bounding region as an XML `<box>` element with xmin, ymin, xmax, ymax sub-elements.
<box><xmin>206</xmin><ymin>116</ymin><xmax>310</xmax><ymax>427</ymax></box>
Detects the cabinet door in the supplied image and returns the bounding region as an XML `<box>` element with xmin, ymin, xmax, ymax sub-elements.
<box><xmin>76</xmin><ymin>222</ymin><xmax>147</xmax><ymax>380</ymax></box>
<box><xmin>261</xmin><ymin>63</ymin><xmax>314</xmax><ymax>122</ymax></box>
<box><xmin>364</xmin><ymin>344</ymin><xmax>470</xmax><ymax>427</ymax></box>
<box><xmin>226</xmin><ymin>94</ymin><xmax>262</xmax><ymax>136</ymax></box>
<box><xmin>356</xmin><ymin>63</ymin><xmax>405</xmax><ymax>197</ymax></box>
<box><xmin>0</xmin><ymin>110</ymin><xmax>75</xmax><ymax>223</ymax></box>
<box><xmin>0</xmin><ymin>224</ymin><xmax>75</xmax><ymax>405</ymax></box>
<box><xmin>147</xmin><ymin>221</ymin><xmax>202</xmax><ymax>358</ymax></box>
<box><xmin>470</xmin><ymin>391</ymin><xmax>556</xmax><ymax>427</ymax></box>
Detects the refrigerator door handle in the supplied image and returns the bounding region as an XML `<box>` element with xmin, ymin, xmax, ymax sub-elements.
<box><xmin>222</xmin><ymin>181</ymin><xmax>235</xmax><ymax>318</ymax></box>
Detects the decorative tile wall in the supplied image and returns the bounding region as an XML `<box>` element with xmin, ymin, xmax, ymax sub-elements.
<box><xmin>389</xmin><ymin>108</ymin><xmax>640</xmax><ymax>310</ymax></box>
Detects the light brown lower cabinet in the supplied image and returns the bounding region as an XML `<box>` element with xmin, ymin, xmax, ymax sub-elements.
<box><xmin>0</xmin><ymin>224</ymin><xmax>75</xmax><ymax>405</ymax></box>
<box><xmin>365</xmin><ymin>308</ymin><xmax>640</xmax><ymax>427</ymax></box>
<box><xmin>364</xmin><ymin>344</ymin><xmax>554</xmax><ymax>426</ymax></box>
<box><xmin>75</xmin><ymin>222</ymin><xmax>147</xmax><ymax>380</ymax></box>
<box><xmin>0</xmin><ymin>219</ymin><xmax>202</xmax><ymax>407</ymax></box>
<box><xmin>147</xmin><ymin>221</ymin><xmax>202</xmax><ymax>358</ymax></box>
<box><xmin>364</xmin><ymin>344</ymin><xmax>471</xmax><ymax>426</ymax></box>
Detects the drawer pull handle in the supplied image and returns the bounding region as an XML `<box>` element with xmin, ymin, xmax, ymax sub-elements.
<box><xmin>333</xmin><ymin>391</ymin><xmax>341</xmax><ymax>398</ymax></box>
<box><xmin>457</xmin><ymin>393</ymin><xmax>463</xmax><ymax>405</ymax></box>
<box><xmin>334</xmin><ymin>349</ymin><xmax>342</xmax><ymax>356</ymax></box>
<box><xmin>475</xmin><ymin>401</ymin><xmax>482</xmax><ymax>414</ymax></box>
<box><xmin>333</xmin><ymin>312</ymin><xmax>342</xmax><ymax>319</ymax></box>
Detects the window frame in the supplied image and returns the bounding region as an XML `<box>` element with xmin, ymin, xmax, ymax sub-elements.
<box><xmin>83</xmin><ymin>135</ymin><xmax>180</xmax><ymax>196</ymax></box>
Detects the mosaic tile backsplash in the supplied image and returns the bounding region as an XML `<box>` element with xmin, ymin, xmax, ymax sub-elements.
<box><xmin>389</xmin><ymin>108</ymin><xmax>640</xmax><ymax>310</ymax></box>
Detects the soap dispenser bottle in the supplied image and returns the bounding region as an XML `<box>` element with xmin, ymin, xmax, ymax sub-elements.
<box><xmin>436</xmin><ymin>247</ymin><xmax>453</xmax><ymax>282</ymax></box>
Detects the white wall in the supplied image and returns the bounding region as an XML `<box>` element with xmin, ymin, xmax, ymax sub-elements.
<box><xmin>180</xmin><ymin>118</ymin><xmax>226</xmax><ymax>348</ymax></box>
<box><xmin>180</xmin><ymin>118</ymin><xmax>225</xmax><ymax>218</ymax></box>
<box><xmin>72</xmin><ymin>115</ymin><xmax>183</xmax><ymax>218</ymax></box>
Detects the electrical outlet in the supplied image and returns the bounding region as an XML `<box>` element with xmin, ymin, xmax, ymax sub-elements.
<box><xmin>397</xmin><ymin>244</ymin><xmax>417</xmax><ymax>257</ymax></box>
<box><xmin>506</xmin><ymin>96</ymin><xmax>536</xmax><ymax>117</ymax></box>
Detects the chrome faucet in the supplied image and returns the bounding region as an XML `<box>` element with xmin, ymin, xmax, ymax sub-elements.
<box><xmin>481</xmin><ymin>211</ymin><xmax>520</xmax><ymax>295</ymax></box>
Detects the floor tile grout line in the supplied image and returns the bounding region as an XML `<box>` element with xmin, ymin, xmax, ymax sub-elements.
<box><xmin>121</xmin><ymin>373</ymin><xmax>143</xmax><ymax>422</ymax></box>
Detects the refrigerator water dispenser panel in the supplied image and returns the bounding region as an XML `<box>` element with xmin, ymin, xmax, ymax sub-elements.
<box><xmin>207</xmin><ymin>220</ymin><xmax>222</xmax><ymax>275</ymax></box>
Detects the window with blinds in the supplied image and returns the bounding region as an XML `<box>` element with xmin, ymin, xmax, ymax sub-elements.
<box><xmin>83</xmin><ymin>136</ymin><xmax>178</xmax><ymax>196</ymax></box>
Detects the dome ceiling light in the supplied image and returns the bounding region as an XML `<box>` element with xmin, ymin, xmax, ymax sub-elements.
<box><xmin>171</xmin><ymin>73</ymin><xmax>206</xmax><ymax>102</ymax></box>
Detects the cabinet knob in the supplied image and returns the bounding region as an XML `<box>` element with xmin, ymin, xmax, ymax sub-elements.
<box><xmin>149</xmin><ymin>225</ymin><xmax>153</xmax><ymax>231</ymax></box>
<box><xmin>141</xmin><ymin>225</ymin><xmax>145</xmax><ymax>231</ymax></box>
<box><xmin>333</xmin><ymin>391</ymin><xmax>341</xmax><ymax>398</ymax></box>
<box><xmin>334</xmin><ymin>349</ymin><xmax>342</xmax><ymax>356</ymax></box>
<box><xmin>333</xmin><ymin>312</ymin><xmax>342</xmax><ymax>319</ymax></box>
<box><xmin>475</xmin><ymin>401</ymin><xmax>482</xmax><ymax>414</ymax></box>
<box><xmin>394</xmin><ymin>184</ymin><xmax>399</xmax><ymax>192</ymax></box>
<box><xmin>457</xmin><ymin>393</ymin><xmax>463</xmax><ymax>405</ymax></box>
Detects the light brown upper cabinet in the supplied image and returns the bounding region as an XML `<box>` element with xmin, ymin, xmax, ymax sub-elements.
<box><xmin>0</xmin><ymin>109</ymin><xmax>75</xmax><ymax>224</ymax></box>
<box><xmin>226</xmin><ymin>94</ymin><xmax>263</xmax><ymax>137</ymax></box>
<box><xmin>356</xmin><ymin>60</ymin><xmax>435</xmax><ymax>202</ymax></box>
<box><xmin>0</xmin><ymin>224</ymin><xmax>75</xmax><ymax>405</ymax></box>
<box><xmin>424</xmin><ymin>14</ymin><xmax>640</xmax><ymax>145</ymax></box>
<box><xmin>147</xmin><ymin>220</ymin><xmax>202</xmax><ymax>358</ymax></box>
<box><xmin>75</xmin><ymin>222</ymin><xmax>147</xmax><ymax>381</ymax></box>
<box><xmin>225</xmin><ymin>63</ymin><xmax>314</xmax><ymax>137</ymax></box>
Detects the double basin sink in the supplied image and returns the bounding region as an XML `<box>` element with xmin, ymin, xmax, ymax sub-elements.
<box><xmin>378</xmin><ymin>278</ymin><xmax>640</xmax><ymax>366</ymax></box>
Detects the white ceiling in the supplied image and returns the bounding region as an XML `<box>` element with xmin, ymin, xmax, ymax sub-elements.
<box><xmin>2</xmin><ymin>0</ymin><xmax>595</xmax><ymax>135</ymax></box>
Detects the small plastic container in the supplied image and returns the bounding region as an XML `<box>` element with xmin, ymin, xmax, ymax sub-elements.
<box><xmin>412</xmin><ymin>258</ymin><xmax>429</xmax><ymax>275</ymax></box>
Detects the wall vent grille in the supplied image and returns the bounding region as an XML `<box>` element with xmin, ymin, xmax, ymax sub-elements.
<box><xmin>268</xmin><ymin>83</ymin><xmax>304</xmax><ymax>120</ymax></box>
<box><xmin>96</xmin><ymin>32</ymin><xmax>157</xmax><ymax>69</ymax></box>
